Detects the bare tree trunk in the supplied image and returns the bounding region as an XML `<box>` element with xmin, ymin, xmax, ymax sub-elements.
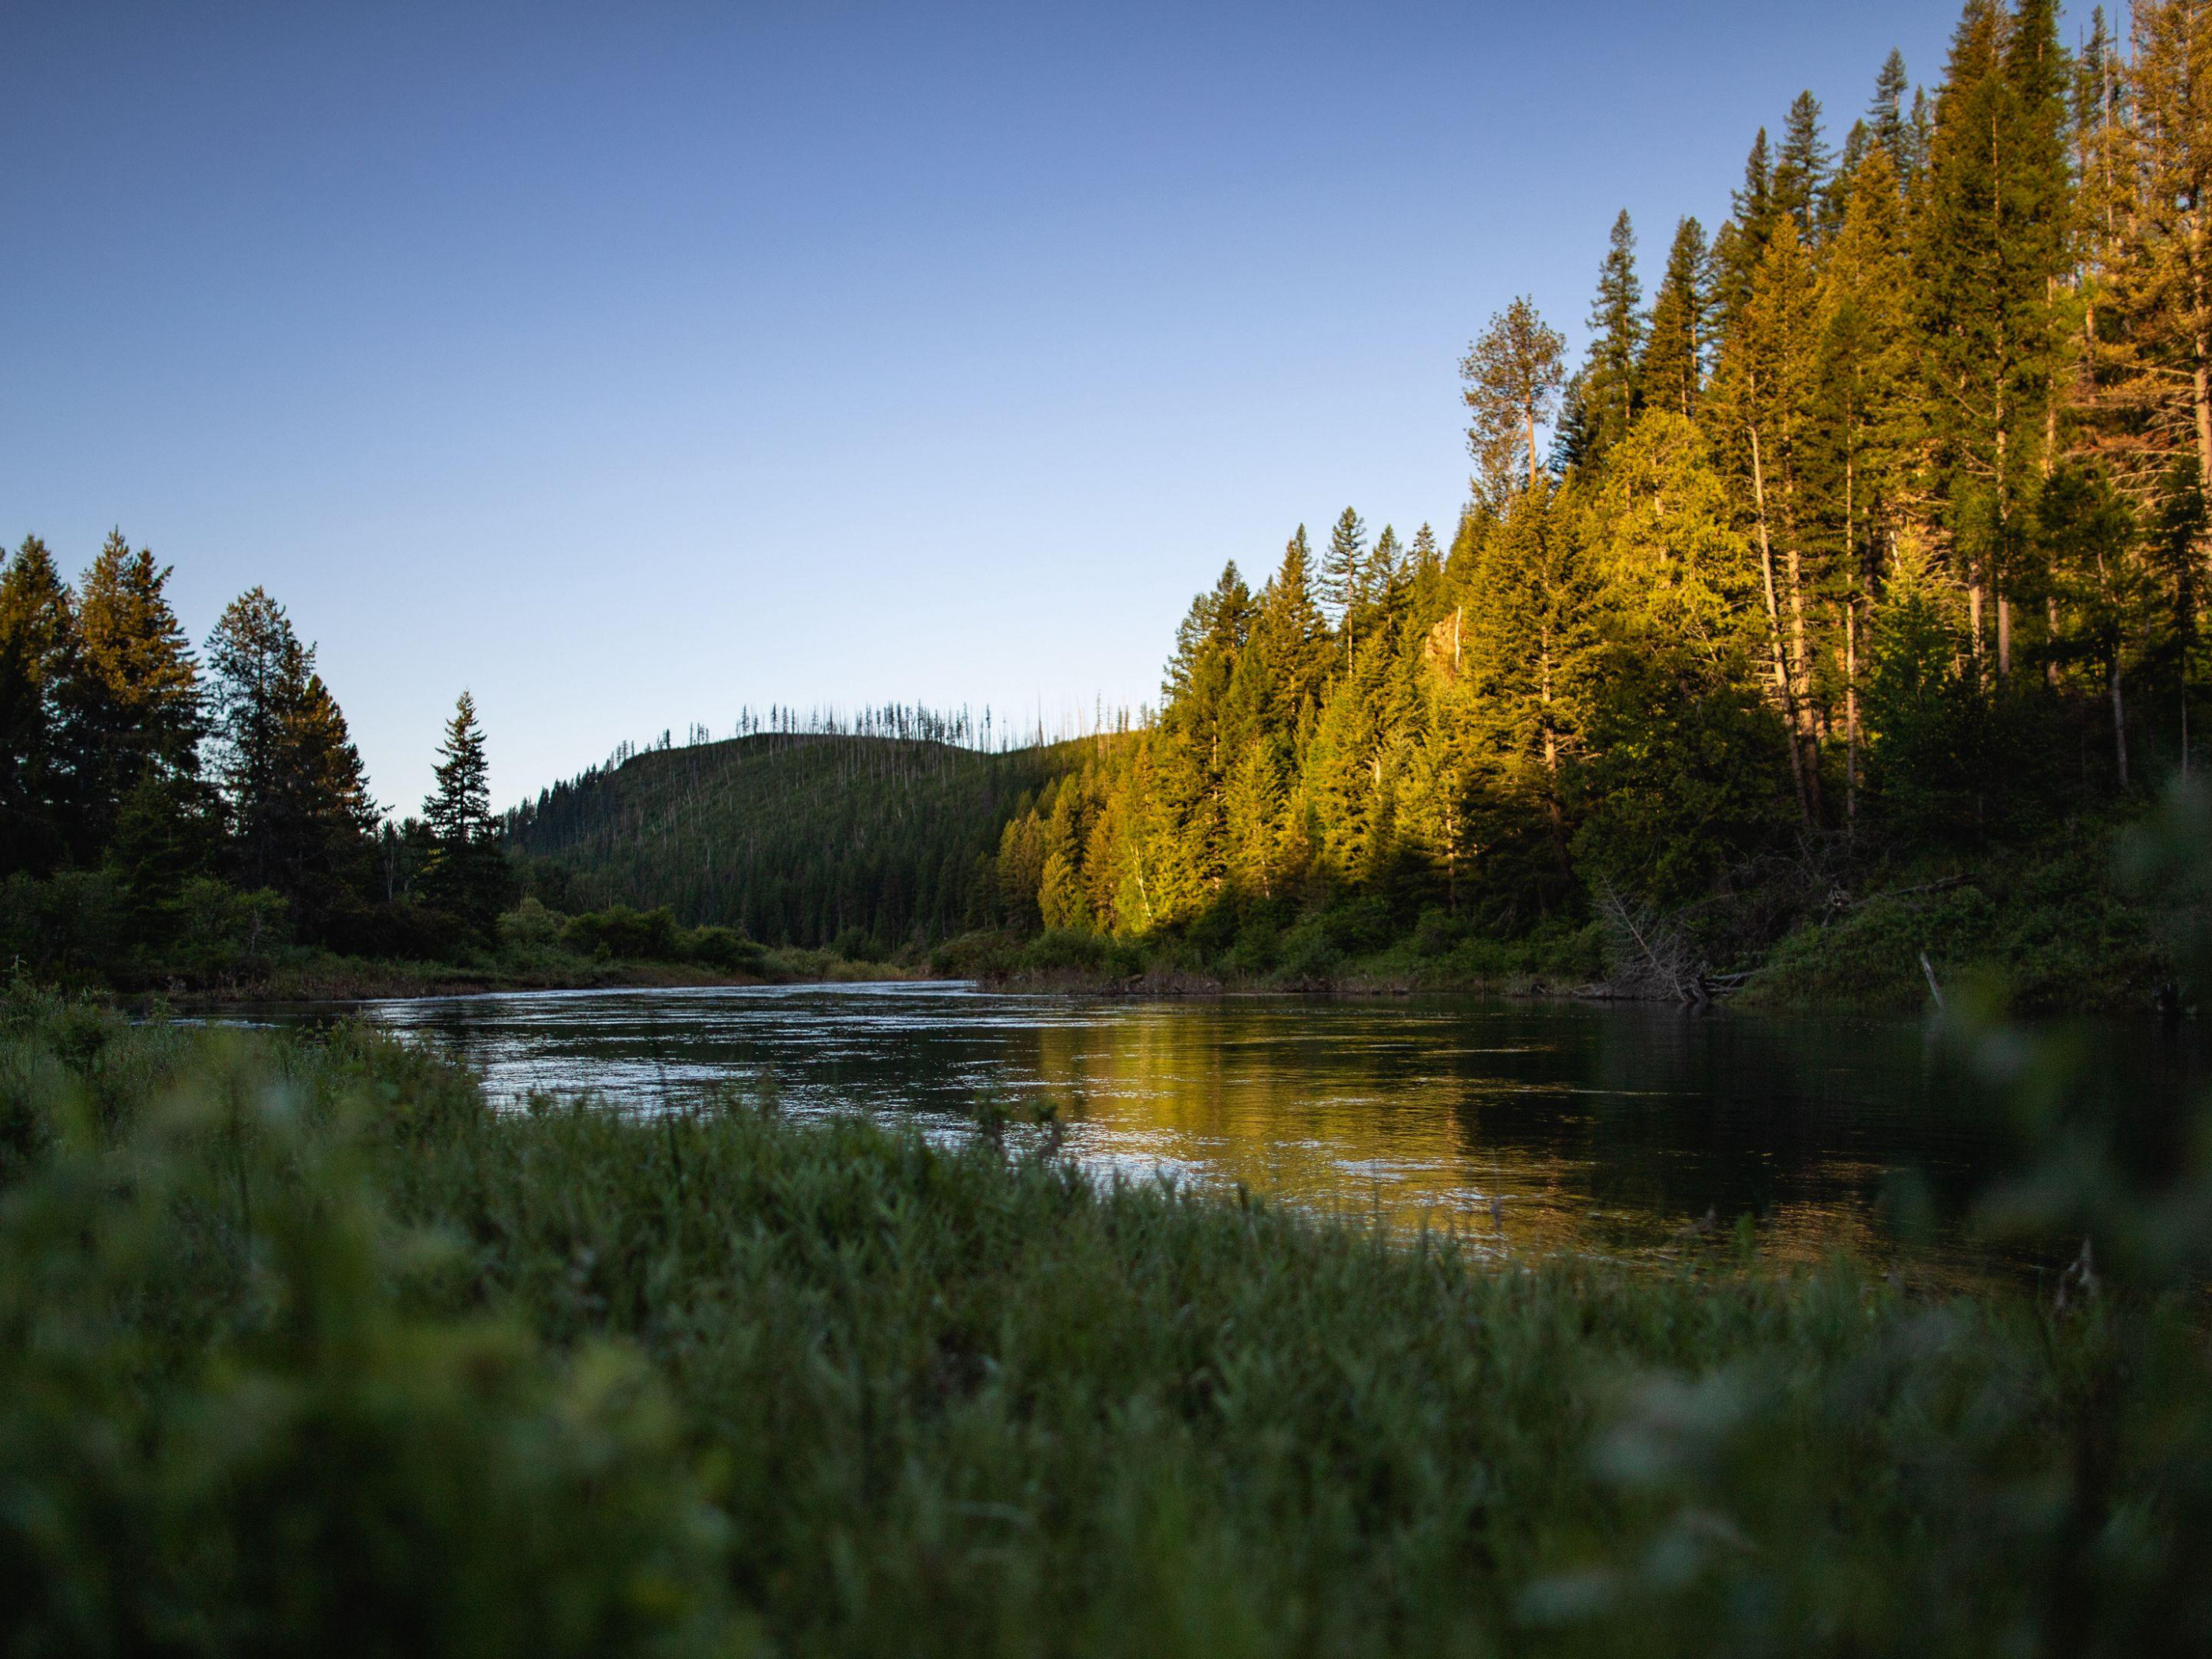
<box><xmin>2047</xmin><ymin>596</ymin><xmax>2062</xmax><ymax>687</ymax></box>
<box><xmin>1994</xmin><ymin>424</ymin><xmax>2011</xmax><ymax>680</ymax></box>
<box><xmin>1751</xmin><ymin>429</ymin><xmax>1811</xmax><ymax>824</ymax></box>
<box><xmin>2194</xmin><ymin>275</ymin><xmax>2212</xmax><ymax>481</ymax></box>
<box><xmin>2112</xmin><ymin>653</ymin><xmax>2130</xmax><ymax>790</ymax></box>
<box><xmin>1525</xmin><ymin>404</ymin><xmax>1540</xmax><ymax>493</ymax></box>
<box><xmin>1845</xmin><ymin>596</ymin><xmax>1860</xmax><ymax>833</ymax></box>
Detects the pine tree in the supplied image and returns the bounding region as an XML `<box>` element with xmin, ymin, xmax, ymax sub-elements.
<box><xmin>2038</xmin><ymin>465</ymin><xmax>2149</xmax><ymax>785</ymax></box>
<box><xmin>1407</xmin><ymin>522</ymin><xmax>1445</xmax><ymax>620</ymax></box>
<box><xmin>1714</xmin><ymin>130</ymin><xmax>1779</xmax><ymax>333</ymax></box>
<box><xmin>1771</xmin><ymin>92</ymin><xmax>1833</xmax><ymax>245</ymax></box>
<box><xmin>1252</xmin><ymin>527</ymin><xmax>1333</xmax><ymax>729</ymax></box>
<box><xmin>1458</xmin><ymin>480</ymin><xmax>1593</xmax><ymax>863</ymax></box>
<box><xmin>1364</xmin><ymin>525</ymin><xmax>1403</xmax><ymax>609</ymax></box>
<box><xmin>1809</xmin><ymin>148</ymin><xmax>1919</xmax><ymax>821</ymax></box>
<box><xmin>1461</xmin><ymin>298</ymin><xmax>1567</xmax><ymax>504</ymax></box>
<box><xmin>206</xmin><ymin>587</ymin><xmax>376</xmax><ymax>927</ymax></box>
<box><xmin>1221</xmin><ymin>733</ymin><xmax>1288</xmax><ymax>898</ymax></box>
<box><xmin>1640</xmin><ymin>217</ymin><xmax>1710</xmax><ymax>420</ymax></box>
<box><xmin>1914</xmin><ymin>0</ymin><xmax>2071</xmax><ymax>676</ymax></box>
<box><xmin>1319</xmin><ymin>509</ymin><xmax>1367</xmax><ymax>621</ymax></box>
<box><xmin>0</xmin><ymin>537</ymin><xmax>74</xmax><ymax>874</ymax></box>
<box><xmin>1871</xmin><ymin>49</ymin><xmax>1912</xmax><ymax>171</ymax></box>
<box><xmin>2112</xmin><ymin>0</ymin><xmax>2212</xmax><ymax>488</ymax></box>
<box><xmin>55</xmin><ymin>531</ymin><xmax>205</xmax><ymax>860</ymax></box>
<box><xmin>420</xmin><ymin>691</ymin><xmax>506</xmax><ymax>931</ymax></box>
<box><xmin>1710</xmin><ymin>220</ymin><xmax>1823</xmax><ymax>822</ymax></box>
<box><xmin>1580</xmin><ymin>210</ymin><xmax>1646</xmax><ymax>462</ymax></box>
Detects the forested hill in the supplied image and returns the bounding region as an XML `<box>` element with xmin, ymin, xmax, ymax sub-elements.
<box><xmin>503</xmin><ymin>731</ymin><xmax>1100</xmax><ymax>951</ymax></box>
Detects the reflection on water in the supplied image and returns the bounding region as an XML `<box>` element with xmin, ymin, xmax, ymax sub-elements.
<box><xmin>278</xmin><ymin>981</ymin><xmax>2201</xmax><ymax>1286</ymax></box>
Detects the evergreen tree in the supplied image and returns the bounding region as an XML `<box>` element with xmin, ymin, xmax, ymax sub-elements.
<box><xmin>1461</xmin><ymin>298</ymin><xmax>1567</xmax><ymax>504</ymax></box>
<box><xmin>0</xmin><ymin>537</ymin><xmax>74</xmax><ymax>874</ymax></box>
<box><xmin>2111</xmin><ymin>0</ymin><xmax>2212</xmax><ymax>489</ymax></box>
<box><xmin>1640</xmin><ymin>218</ymin><xmax>1710</xmax><ymax>419</ymax></box>
<box><xmin>1458</xmin><ymin>480</ymin><xmax>1593</xmax><ymax>872</ymax></box>
<box><xmin>206</xmin><ymin>587</ymin><xmax>376</xmax><ymax>929</ymax></box>
<box><xmin>1319</xmin><ymin>509</ymin><xmax>1367</xmax><ymax>622</ymax></box>
<box><xmin>1364</xmin><ymin>525</ymin><xmax>1403</xmax><ymax>610</ymax></box>
<box><xmin>1252</xmin><ymin>528</ymin><xmax>1333</xmax><ymax>729</ymax></box>
<box><xmin>1714</xmin><ymin>130</ymin><xmax>1779</xmax><ymax>332</ymax></box>
<box><xmin>1809</xmin><ymin>147</ymin><xmax>1920</xmax><ymax>821</ymax></box>
<box><xmin>2038</xmin><ymin>466</ymin><xmax>2149</xmax><ymax>786</ymax></box>
<box><xmin>1580</xmin><ymin>209</ymin><xmax>1646</xmax><ymax>461</ymax></box>
<box><xmin>1771</xmin><ymin>92</ymin><xmax>1833</xmax><ymax>245</ymax></box>
<box><xmin>420</xmin><ymin>691</ymin><xmax>506</xmax><ymax>931</ymax></box>
<box><xmin>1710</xmin><ymin>221</ymin><xmax>1823</xmax><ymax>821</ymax></box>
<box><xmin>1407</xmin><ymin>522</ymin><xmax>1445</xmax><ymax>620</ymax></box>
<box><xmin>55</xmin><ymin>531</ymin><xmax>204</xmax><ymax>860</ymax></box>
<box><xmin>1914</xmin><ymin>0</ymin><xmax>2071</xmax><ymax>676</ymax></box>
<box><xmin>1870</xmin><ymin>49</ymin><xmax>1912</xmax><ymax>171</ymax></box>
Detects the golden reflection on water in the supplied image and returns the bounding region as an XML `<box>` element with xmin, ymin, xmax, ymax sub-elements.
<box><xmin>1014</xmin><ymin>1003</ymin><xmax>1953</xmax><ymax>1281</ymax></box>
<box><xmin>329</xmin><ymin>984</ymin><xmax>2046</xmax><ymax>1289</ymax></box>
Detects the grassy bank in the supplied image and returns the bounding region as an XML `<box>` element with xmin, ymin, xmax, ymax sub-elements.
<box><xmin>168</xmin><ymin>941</ymin><xmax>922</xmax><ymax>1006</ymax></box>
<box><xmin>5</xmin><ymin>990</ymin><xmax>2209</xmax><ymax>1655</ymax></box>
<box><xmin>937</xmin><ymin>807</ymin><xmax>2177</xmax><ymax>1014</ymax></box>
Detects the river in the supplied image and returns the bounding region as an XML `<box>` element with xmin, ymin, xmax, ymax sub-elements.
<box><xmin>284</xmin><ymin>980</ymin><xmax>2201</xmax><ymax>1287</ymax></box>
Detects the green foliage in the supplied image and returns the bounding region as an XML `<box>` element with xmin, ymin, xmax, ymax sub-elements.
<box><xmin>510</xmin><ymin>732</ymin><xmax>1089</xmax><ymax>949</ymax></box>
<box><xmin>0</xmin><ymin>1003</ymin><xmax>730</xmax><ymax>1655</ymax></box>
<box><xmin>6</xmin><ymin>963</ymin><xmax>2212</xmax><ymax>1652</ymax></box>
<box><xmin>420</xmin><ymin>691</ymin><xmax>507</xmax><ymax>935</ymax></box>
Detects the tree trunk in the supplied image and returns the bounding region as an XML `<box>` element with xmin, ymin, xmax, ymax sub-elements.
<box><xmin>1845</xmin><ymin>596</ymin><xmax>1860</xmax><ymax>833</ymax></box>
<box><xmin>2194</xmin><ymin>271</ymin><xmax>2212</xmax><ymax>481</ymax></box>
<box><xmin>1750</xmin><ymin>429</ymin><xmax>1811</xmax><ymax>824</ymax></box>
<box><xmin>2112</xmin><ymin>652</ymin><xmax>2130</xmax><ymax>791</ymax></box>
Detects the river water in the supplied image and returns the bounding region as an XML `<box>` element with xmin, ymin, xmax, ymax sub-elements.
<box><xmin>299</xmin><ymin>981</ymin><xmax>2200</xmax><ymax>1287</ymax></box>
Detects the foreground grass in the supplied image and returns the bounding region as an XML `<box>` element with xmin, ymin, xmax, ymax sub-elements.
<box><xmin>4</xmin><ymin>993</ymin><xmax>2209</xmax><ymax>1656</ymax></box>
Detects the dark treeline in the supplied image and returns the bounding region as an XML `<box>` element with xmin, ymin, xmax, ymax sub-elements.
<box><xmin>978</xmin><ymin>1</ymin><xmax>2209</xmax><ymax>977</ymax></box>
<box><xmin>0</xmin><ymin>531</ymin><xmax>505</xmax><ymax>980</ymax></box>
<box><xmin>506</xmin><ymin>728</ymin><xmax>1097</xmax><ymax>953</ymax></box>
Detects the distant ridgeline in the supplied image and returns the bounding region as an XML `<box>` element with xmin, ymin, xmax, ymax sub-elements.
<box><xmin>503</xmin><ymin>708</ymin><xmax>1121</xmax><ymax>952</ymax></box>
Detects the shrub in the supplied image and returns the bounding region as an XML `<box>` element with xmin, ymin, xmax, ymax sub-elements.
<box><xmin>680</xmin><ymin>924</ymin><xmax>765</xmax><ymax>973</ymax></box>
<box><xmin>498</xmin><ymin>895</ymin><xmax>569</xmax><ymax>951</ymax></box>
<box><xmin>563</xmin><ymin>905</ymin><xmax>679</xmax><ymax>961</ymax></box>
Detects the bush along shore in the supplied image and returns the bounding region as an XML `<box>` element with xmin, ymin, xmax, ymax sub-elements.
<box><xmin>935</xmin><ymin>799</ymin><xmax>2179</xmax><ymax>1014</ymax></box>
<box><xmin>6</xmin><ymin>932</ymin><xmax>2212</xmax><ymax>1656</ymax></box>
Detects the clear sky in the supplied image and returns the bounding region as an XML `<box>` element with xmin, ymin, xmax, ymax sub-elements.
<box><xmin>3</xmin><ymin>0</ymin><xmax>1969</xmax><ymax>814</ymax></box>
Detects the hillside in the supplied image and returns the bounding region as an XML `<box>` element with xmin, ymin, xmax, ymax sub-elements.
<box><xmin>504</xmin><ymin>732</ymin><xmax>1097</xmax><ymax>952</ymax></box>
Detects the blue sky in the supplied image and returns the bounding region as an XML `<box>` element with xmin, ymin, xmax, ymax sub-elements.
<box><xmin>3</xmin><ymin>1</ymin><xmax>1968</xmax><ymax>813</ymax></box>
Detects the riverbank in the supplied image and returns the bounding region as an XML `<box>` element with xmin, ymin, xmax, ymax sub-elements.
<box><xmin>159</xmin><ymin>942</ymin><xmax>924</xmax><ymax>1006</ymax></box>
<box><xmin>6</xmin><ymin>989</ymin><xmax>2206</xmax><ymax>1655</ymax></box>
<box><xmin>941</xmin><ymin>807</ymin><xmax>2180</xmax><ymax>1015</ymax></box>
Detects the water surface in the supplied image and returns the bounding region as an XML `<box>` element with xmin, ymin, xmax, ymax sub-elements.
<box><xmin>292</xmin><ymin>981</ymin><xmax>2198</xmax><ymax>1285</ymax></box>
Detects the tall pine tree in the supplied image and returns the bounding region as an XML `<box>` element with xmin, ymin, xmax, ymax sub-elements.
<box><xmin>1580</xmin><ymin>210</ymin><xmax>1646</xmax><ymax>462</ymax></box>
<box><xmin>1640</xmin><ymin>217</ymin><xmax>1710</xmax><ymax>419</ymax></box>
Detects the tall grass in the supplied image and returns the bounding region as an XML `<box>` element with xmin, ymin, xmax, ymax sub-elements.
<box><xmin>2</xmin><ymin>979</ymin><xmax>2209</xmax><ymax>1655</ymax></box>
